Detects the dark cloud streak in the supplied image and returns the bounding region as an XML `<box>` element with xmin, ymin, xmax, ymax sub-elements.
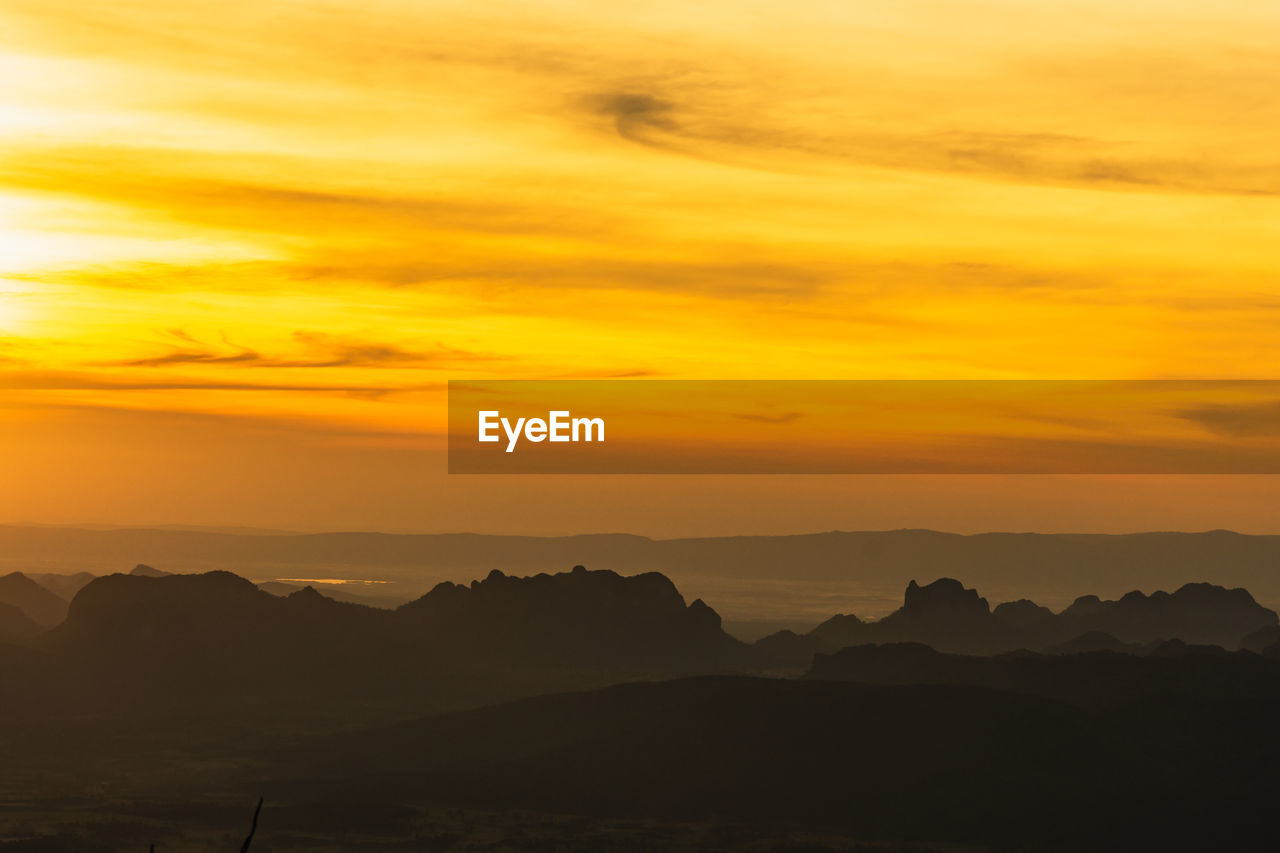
<box><xmin>103</xmin><ymin>331</ymin><xmax>499</xmax><ymax>370</ymax></box>
<box><xmin>1178</xmin><ymin>401</ymin><xmax>1280</xmax><ymax>437</ymax></box>
<box><xmin>587</xmin><ymin>88</ymin><xmax>1280</xmax><ymax>197</ymax></box>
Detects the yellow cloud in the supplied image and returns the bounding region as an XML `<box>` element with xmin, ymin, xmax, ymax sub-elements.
<box><xmin>2</xmin><ymin>0</ymin><xmax>1279</xmax><ymax>528</ymax></box>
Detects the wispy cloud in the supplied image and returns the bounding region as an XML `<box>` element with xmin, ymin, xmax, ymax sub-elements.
<box><xmin>0</xmin><ymin>368</ymin><xmax>433</xmax><ymax>396</ymax></box>
<box><xmin>0</xmin><ymin>147</ymin><xmax>626</xmax><ymax>243</ymax></box>
<box><xmin>102</xmin><ymin>331</ymin><xmax>499</xmax><ymax>369</ymax></box>
<box><xmin>1178</xmin><ymin>401</ymin><xmax>1280</xmax><ymax>437</ymax></box>
<box><xmin>585</xmin><ymin>87</ymin><xmax>1280</xmax><ymax>196</ymax></box>
<box><xmin>592</xmin><ymin>92</ymin><xmax>681</xmax><ymax>148</ymax></box>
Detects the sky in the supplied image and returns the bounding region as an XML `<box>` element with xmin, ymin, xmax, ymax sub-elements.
<box><xmin>2</xmin><ymin>0</ymin><xmax>1280</xmax><ymax>534</ymax></box>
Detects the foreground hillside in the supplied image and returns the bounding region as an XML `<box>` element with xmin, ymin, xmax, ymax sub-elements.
<box><xmin>311</xmin><ymin>672</ymin><xmax>1280</xmax><ymax>849</ymax></box>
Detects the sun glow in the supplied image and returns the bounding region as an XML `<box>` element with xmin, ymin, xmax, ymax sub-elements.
<box><xmin>2</xmin><ymin>0</ymin><xmax>1280</xmax><ymax>530</ymax></box>
<box><xmin>0</xmin><ymin>280</ymin><xmax>29</xmax><ymax>332</ymax></box>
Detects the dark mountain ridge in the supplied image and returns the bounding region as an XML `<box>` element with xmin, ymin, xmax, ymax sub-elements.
<box><xmin>38</xmin><ymin>565</ymin><xmax>747</xmax><ymax>717</ymax></box>
<box><xmin>755</xmin><ymin>576</ymin><xmax>1278</xmax><ymax>665</ymax></box>
<box><xmin>24</xmin><ymin>565</ymin><xmax>1278</xmax><ymax>713</ymax></box>
<box><xmin>0</xmin><ymin>600</ymin><xmax>42</xmax><ymax>644</ymax></box>
<box><xmin>0</xmin><ymin>571</ymin><xmax>69</xmax><ymax>628</ymax></box>
<box><xmin>28</xmin><ymin>570</ymin><xmax>96</xmax><ymax>603</ymax></box>
<box><xmin>399</xmin><ymin>565</ymin><xmax>735</xmax><ymax>669</ymax></box>
<box><xmin>8</xmin><ymin>563</ymin><xmax>1280</xmax><ymax>851</ymax></box>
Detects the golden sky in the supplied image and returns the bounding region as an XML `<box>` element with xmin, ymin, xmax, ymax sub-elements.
<box><xmin>3</xmin><ymin>0</ymin><xmax>1280</xmax><ymax>533</ymax></box>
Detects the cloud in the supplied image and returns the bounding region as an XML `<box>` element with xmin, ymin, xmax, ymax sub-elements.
<box><xmin>1177</xmin><ymin>400</ymin><xmax>1280</xmax><ymax>437</ymax></box>
<box><xmin>103</xmin><ymin>331</ymin><xmax>499</xmax><ymax>370</ymax></box>
<box><xmin>117</xmin><ymin>346</ymin><xmax>261</xmax><ymax>367</ymax></box>
<box><xmin>0</xmin><ymin>368</ymin><xmax>432</xmax><ymax>396</ymax></box>
<box><xmin>4</xmin><ymin>397</ymin><xmax>443</xmax><ymax>443</ymax></box>
<box><xmin>10</xmin><ymin>0</ymin><xmax>1280</xmax><ymax>200</ymax></box>
<box><xmin>287</xmin><ymin>332</ymin><xmax>496</xmax><ymax>368</ymax></box>
<box><xmin>0</xmin><ymin>145</ymin><xmax>626</xmax><ymax>244</ymax></box>
<box><xmin>592</xmin><ymin>92</ymin><xmax>680</xmax><ymax>146</ymax></box>
<box><xmin>583</xmin><ymin>87</ymin><xmax>1280</xmax><ymax>196</ymax></box>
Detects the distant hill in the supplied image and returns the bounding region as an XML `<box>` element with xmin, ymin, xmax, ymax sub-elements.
<box><xmin>42</xmin><ymin>565</ymin><xmax>747</xmax><ymax>717</ymax></box>
<box><xmin>29</xmin><ymin>563</ymin><xmax>1279</xmax><ymax>714</ymax></box>
<box><xmin>398</xmin><ymin>565</ymin><xmax>740</xmax><ymax>671</ymax></box>
<box><xmin>7</xmin><ymin>526</ymin><xmax>1280</xmax><ymax>609</ymax></box>
<box><xmin>29</xmin><ymin>571</ymin><xmax>96</xmax><ymax>602</ymax></box>
<box><xmin>257</xmin><ymin>580</ymin><xmax>402</xmax><ymax>609</ymax></box>
<box><xmin>1243</xmin><ymin>624</ymin><xmax>1280</xmax><ymax>655</ymax></box>
<box><xmin>0</xmin><ymin>601</ymin><xmax>42</xmax><ymax>644</ymax></box>
<box><xmin>755</xmin><ymin>577</ymin><xmax>1278</xmax><ymax>665</ymax></box>
<box><xmin>288</xmin><ymin>672</ymin><xmax>1280</xmax><ymax>851</ymax></box>
<box><xmin>0</xmin><ymin>572</ymin><xmax>69</xmax><ymax>628</ymax></box>
<box><xmin>129</xmin><ymin>563</ymin><xmax>172</xmax><ymax>577</ymax></box>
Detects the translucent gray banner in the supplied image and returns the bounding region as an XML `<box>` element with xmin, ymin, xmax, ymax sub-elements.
<box><xmin>448</xmin><ymin>380</ymin><xmax>1280</xmax><ymax>474</ymax></box>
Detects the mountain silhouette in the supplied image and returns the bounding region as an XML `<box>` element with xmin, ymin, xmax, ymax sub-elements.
<box><xmin>0</xmin><ymin>601</ymin><xmax>42</xmax><ymax>644</ymax></box>
<box><xmin>1041</xmin><ymin>630</ymin><xmax>1141</xmax><ymax>655</ymax></box>
<box><xmin>397</xmin><ymin>565</ymin><xmax>740</xmax><ymax>671</ymax></box>
<box><xmin>258</xmin><ymin>579</ymin><xmax>409</xmax><ymax>609</ymax></box>
<box><xmin>1242</xmin><ymin>624</ymin><xmax>1280</xmax><ymax>657</ymax></box>
<box><xmin>1053</xmin><ymin>582</ymin><xmax>1276</xmax><ymax>647</ymax></box>
<box><xmin>755</xmin><ymin>576</ymin><xmax>1278</xmax><ymax>666</ymax></box>
<box><xmin>0</xmin><ymin>571</ymin><xmax>69</xmax><ymax>628</ymax></box>
<box><xmin>34</xmin><ymin>565</ymin><xmax>1277</xmax><ymax>712</ymax></box>
<box><xmin>129</xmin><ymin>563</ymin><xmax>172</xmax><ymax>577</ymax></box>
<box><xmin>7</xmin><ymin>559</ymin><xmax>1280</xmax><ymax>851</ymax></box>
<box><xmin>868</xmin><ymin>577</ymin><xmax>1006</xmax><ymax>653</ymax></box>
<box><xmin>29</xmin><ymin>571</ymin><xmax>96</xmax><ymax>602</ymax></box>
<box><xmin>41</xmin><ymin>565</ymin><xmax>747</xmax><ymax>717</ymax></box>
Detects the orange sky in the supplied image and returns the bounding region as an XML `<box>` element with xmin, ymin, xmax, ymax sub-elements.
<box><xmin>3</xmin><ymin>0</ymin><xmax>1280</xmax><ymax>534</ymax></box>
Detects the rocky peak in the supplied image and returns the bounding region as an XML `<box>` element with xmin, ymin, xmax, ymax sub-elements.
<box><xmin>902</xmin><ymin>578</ymin><xmax>990</xmax><ymax>620</ymax></box>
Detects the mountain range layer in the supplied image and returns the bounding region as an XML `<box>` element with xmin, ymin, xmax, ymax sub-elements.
<box><xmin>4</xmin><ymin>561</ymin><xmax>1280</xmax><ymax>851</ymax></box>
<box><xmin>3</xmin><ymin>564</ymin><xmax>1277</xmax><ymax>723</ymax></box>
<box><xmin>7</xmin><ymin>526</ymin><xmax>1280</xmax><ymax>611</ymax></box>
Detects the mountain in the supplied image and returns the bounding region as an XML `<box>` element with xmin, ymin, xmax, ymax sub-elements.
<box><xmin>129</xmin><ymin>563</ymin><xmax>172</xmax><ymax>577</ymax></box>
<box><xmin>0</xmin><ymin>601</ymin><xmax>42</xmax><ymax>644</ymax></box>
<box><xmin>1042</xmin><ymin>630</ymin><xmax>1142</xmax><ymax>655</ymax></box>
<box><xmin>9</xmin><ymin>557</ymin><xmax>1280</xmax><ymax>851</ymax></box>
<box><xmin>397</xmin><ymin>565</ymin><xmax>741</xmax><ymax>672</ymax></box>
<box><xmin>754</xmin><ymin>577</ymin><xmax>1278</xmax><ymax>666</ymax></box>
<box><xmin>257</xmin><ymin>580</ymin><xmax>401</xmax><ymax>608</ymax></box>
<box><xmin>1053</xmin><ymin>582</ymin><xmax>1275</xmax><ymax>647</ymax></box>
<box><xmin>0</xmin><ymin>572</ymin><xmax>69</xmax><ymax>628</ymax></box>
<box><xmin>9</xmin><ymin>525</ymin><xmax>1280</xmax><ymax>610</ymax></box>
<box><xmin>285</xmin><ymin>673</ymin><xmax>1280</xmax><ymax>851</ymax></box>
<box><xmin>865</xmin><ymin>577</ymin><xmax>1009</xmax><ymax>653</ymax></box>
<box><xmin>805</xmin><ymin>641</ymin><xmax>1280</xmax><ymax>709</ymax></box>
<box><xmin>41</xmin><ymin>565</ymin><xmax>747</xmax><ymax>717</ymax></box>
<box><xmin>29</xmin><ymin>571</ymin><xmax>97</xmax><ymax>601</ymax></box>
<box><xmin>1242</xmin><ymin>625</ymin><xmax>1280</xmax><ymax>656</ymax></box>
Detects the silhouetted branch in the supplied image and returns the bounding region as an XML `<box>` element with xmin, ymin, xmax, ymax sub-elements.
<box><xmin>240</xmin><ymin>797</ymin><xmax>263</xmax><ymax>853</ymax></box>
